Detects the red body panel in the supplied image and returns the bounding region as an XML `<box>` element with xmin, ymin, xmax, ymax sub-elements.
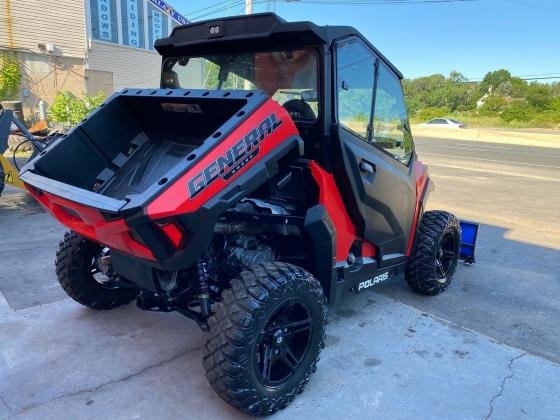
<box><xmin>405</xmin><ymin>160</ymin><xmax>430</xmax><ymax>256</ymax></box>
<box><xmin>27</xmin><ymin>187</ymin><xmax>155</xmax><ymax>260</ymax></box>
<box><xmin>310</xmin><ymin>158</ymin><xmax>427</xmax><ymax>262</ymax></box>
<box><xmin>309</xmin><ymin>161</ymin><xmax>375</xmax><ymax>262</ymax></box>
<box><xmin>147</xmin><ymin>99</ymin><xmax>299</xmax><ymax>219</ymax></box>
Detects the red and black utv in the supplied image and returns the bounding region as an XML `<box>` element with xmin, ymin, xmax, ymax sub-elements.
<box><xmin>20</xmin><ymin>13</ymin><xmax>477</xmax><ymax>415</ymax></box>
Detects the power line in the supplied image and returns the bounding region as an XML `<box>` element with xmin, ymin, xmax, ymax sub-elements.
<box><xmin>281</xmin><ymin>0</ymin><xmax>477</xmax><ymax>4</ymax></box>
<box><xmin>189</xmin><ymin>0</ymin><xmax>272</xmax><ymax>20</ymax></box>
<box><xmin>185</xmin><ymin>0</ymin><xmax>234</xmax><ymax>17</ymax></box>
<box><xmin>503</xmin><ymin>0</ymin><xmax>560</xmax><ymax>14</ymax></box>
<box><xmin>186</xmin><ymin>0</ymin><xmax>477</xmax><ymax>21</ymax></box>
<box><xmin>520</xmin><ymin>76</ymin><xmax>560</xmax><ymax>81</ymax></box>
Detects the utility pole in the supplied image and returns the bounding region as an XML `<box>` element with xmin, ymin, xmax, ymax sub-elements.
<box><xmin>243</xmin><ymin>0</ymin><xmax>253</xmax><ymax>90</ymax></box>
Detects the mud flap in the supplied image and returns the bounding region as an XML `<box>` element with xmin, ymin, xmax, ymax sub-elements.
<box><xmin>459</xmin><ymin>220</ymin><xmax>479</xmax><ymax>264</ymax></box>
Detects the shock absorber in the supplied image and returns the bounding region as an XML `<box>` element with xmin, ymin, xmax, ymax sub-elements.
<box><xmin>197</xmin><ymin>252</ymin><xmax>211</xmax><ymax>319</ymax></box>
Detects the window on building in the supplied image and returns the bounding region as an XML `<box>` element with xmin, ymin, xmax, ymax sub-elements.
<box><xmin>120</xmin><ymin>0</ymin><xmax>145</xmax><ymax>48</ymax></box>
<box><xmin>89</xmin><ymin>0</ymin><xmax>183</xmax><ymax>50</ymax></box>
<box><xmin>336</xmin><ymin>39</ymin><xmax>375</xmax><ymax>140</ymax></box>
<box><xmin>372</xmin><ymin>64</ymin><xmax>413</xmax><ymax>165</ymax></box>
<box><xmin>90</xmin><ymin>0</ymin><xmax>119</xmax><ymax>43</ymax></box>
<box><xmin>148</xmin><ymin>3</ymin><xmax>169</xmax><ymax>50</ymax></box>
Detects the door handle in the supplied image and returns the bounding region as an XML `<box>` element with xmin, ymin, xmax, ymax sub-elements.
<box><xmin>359</xmin><ymin>160</ymin><xmax>376</xmax><ymax>174</ymax></box>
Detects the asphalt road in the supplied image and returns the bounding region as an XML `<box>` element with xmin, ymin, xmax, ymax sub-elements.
<box><xmin>1</xmin><ymin>136</ymin><xmax>560</xmax><ymax>417</ymax></box>
<box><xmin>378</xmin><ymin>136</ymin><xmax>560</xmax><ymax>363</ymax></box>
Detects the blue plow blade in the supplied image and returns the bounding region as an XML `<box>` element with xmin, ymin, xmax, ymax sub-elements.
<box><xmin>459</xmin><ymin>220</ymin><xmax>479</xmax><ymax>264</ymax></box>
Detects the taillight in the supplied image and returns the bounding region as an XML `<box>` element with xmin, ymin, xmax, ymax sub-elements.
<box><xmin>157</xmin><ymin>221</ymin><xmax>185</xmax><ymax>249</ymax></box>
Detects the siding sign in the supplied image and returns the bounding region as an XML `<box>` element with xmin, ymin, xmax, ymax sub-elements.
<box><xmin>97</xmin><ymin>0</ymin><xmax>114</xmax><ymax>41</ymax></box>
<box><xmin>124</xmin><ymin>0</ymin><xmax>140</xmax><ymax>46</ymax></box>
<box><xmin>89</xmin><ymin>0</ymin><xmax>186</xmax><ymax>47</ymax></box>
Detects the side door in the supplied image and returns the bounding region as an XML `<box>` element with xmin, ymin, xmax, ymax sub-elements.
<box><xmin>334</xmin><ymin>37</ymin><xmax>416</xmax><ymax>263</ymax></box>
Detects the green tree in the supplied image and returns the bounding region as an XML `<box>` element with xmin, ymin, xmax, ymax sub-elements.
<box><xmin>526</xmin><ymin>82</ymin><xmax>551</xmax><ymax>110</ymax></box>
<box><xmin>510</xmin><ymin>77</ymin><xmax>528</xmax><ymax>98</ymax></box>
<box><xmin>403</xmin><ymin>71</ymin><xmax>475</xmax><ymax>114</ymax></box>
<box><xmin>480</xmin><ymin>95</ymin><xmax>507</xmax><ymax>113</ymax></box>
<box><xmin>550</xmin><ymin>82</ymin><xmax>560</xmax><ymax>97</ymax></box>
<box><xmin>49</xmin><ymin>91</ymin><xmax>105</xmax><ymax>125</ymax></box>
<box><xmin>416</xmin><ymin>107</ymin><xmax>450</xmax><ymax>121</ymax></box>
<box><xmin>479</xmin><ymin>69</ymin><xmax>511</xmax><ymax>95</ymax></box>
<box><xmin>547</xmin><ymin>97</ymin><xmax>560</xmax><ymax>111</ymax></box>
<box><xmin>494</xmin><ymin>81</ymin><xmax>513</xmax><ymax>97</ymax></box>
<box><xmin>0</xmin><ymin>53</ymin><xmax>21</xmax><ymax>101</ymax></box>
<box><xmin>501</xmin><ymin>101</ymin><xmax>535</xmax><ymax>123</ymax></box>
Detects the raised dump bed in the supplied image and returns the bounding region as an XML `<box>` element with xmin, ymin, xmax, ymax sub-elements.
<box><xmin>21</xmin><ymin>88</ymin><xmax>267</xmax><ymax>212</ymax></box>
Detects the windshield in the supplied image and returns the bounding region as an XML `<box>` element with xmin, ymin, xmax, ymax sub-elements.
<box><xmin>161</xmin><ymin>48</ymin><xmax>319</xmax><ymax>122</ymax></box>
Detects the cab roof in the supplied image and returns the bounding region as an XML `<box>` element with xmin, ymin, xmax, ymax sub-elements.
<box><xmin>154</xmin><ymin>13</ymin><xmax>403</xmax><ymax>79</ymax></box>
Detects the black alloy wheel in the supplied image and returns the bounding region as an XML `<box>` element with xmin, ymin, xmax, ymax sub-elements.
<box><xmin>203</xmin><ymin>262</ymin><xmax>327</xmax><ymax>416</ymax></box>
<box><xmin>406</xmin><ymin>210</ymin><xmax>461</xmax><ymax>295</ymax></box>
<box><xmin>256</xmin><ymin>298</ymin><xmax>313</xmax><ymax>387</ymax></box>
<box><xmin>435</xmin><ymin>230</ymin><xmax>460</xmax><ymax>282</ymax></box>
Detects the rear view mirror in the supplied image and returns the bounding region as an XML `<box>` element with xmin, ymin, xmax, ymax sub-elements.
<box><xmin>301</xmin><ymin>90</ymin><xmax>318</xmax><ymax>102</ymax></box>
<box><xmin>162</xmin><ymin>70</ymin><xmax>179</xmax><ymax>88</ymax></box>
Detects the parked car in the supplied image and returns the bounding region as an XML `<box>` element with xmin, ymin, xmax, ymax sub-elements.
<box><xmin>421</xmin><ymin>118</ymin><xmax>467</xmax><ymax>128</ymax></box>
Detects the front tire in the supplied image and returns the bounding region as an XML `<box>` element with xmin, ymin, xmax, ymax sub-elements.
<box><xmin>406</xmin><ymin>210</ymin><xmax>461</xmax><ymax>295</ymax></box>
<box><xmin>55</xmin><ymin>231</ymin><xmax>136</xmax><ymax>309</ymax></box>
<box><xmin>203</xmin><ymin>262</ymin><xmax>327</xmax><ymax>416</ymax></box>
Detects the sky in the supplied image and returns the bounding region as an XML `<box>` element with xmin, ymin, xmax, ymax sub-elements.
<box><xmin>166</xmin><ymin>0</ymin><xmax>560</xmax><ymax>81</ymax></box>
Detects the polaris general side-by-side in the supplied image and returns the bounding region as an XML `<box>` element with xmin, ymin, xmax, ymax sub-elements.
<box><xmin>20</xmin><ymin>14</ymin><xmax>477</xmax><ymax>415</ymax></box>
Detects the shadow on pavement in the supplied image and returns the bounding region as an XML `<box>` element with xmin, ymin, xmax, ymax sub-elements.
<box><xmin>376</xmin><ymin>222</ymin><xmax>560</xmax><ymax>364</ymax></box>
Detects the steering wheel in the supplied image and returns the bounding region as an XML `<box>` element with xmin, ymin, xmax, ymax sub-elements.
<box><xmin>283</xmin><ymin>99</ymin><xmax>316</xmax><ymax>122</ymax></box>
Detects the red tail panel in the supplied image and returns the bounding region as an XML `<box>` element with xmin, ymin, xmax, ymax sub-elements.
<box><xmin>27</xmin><ymin>187</ymin><xmax>155</xmax><ymax>261</ymax></box>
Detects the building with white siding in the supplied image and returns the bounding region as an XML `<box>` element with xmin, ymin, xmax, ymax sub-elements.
<box><xmin>0</xmin><ymin>0</ymin><xmax>201</xmax><ymax>117</ymax></box>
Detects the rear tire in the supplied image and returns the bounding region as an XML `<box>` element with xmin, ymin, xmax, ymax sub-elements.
<box><xmin>55</xmin><ymin>231</ymin><xmax>136</xmax><ymax>309</ymax></box>
<box><xmin>0</xmin><ymin>163</ymin><xmax>4</xmax><ymax>196</ymax></box>
<box><xmin>203</xmin><ymin>262</ymin><xmax>327</xmax><ymax>416</ymax></box>
<box><xmin>406</xmin><ymin>210</ymin><xmax>461</xmax><ymax>295</ymax></box>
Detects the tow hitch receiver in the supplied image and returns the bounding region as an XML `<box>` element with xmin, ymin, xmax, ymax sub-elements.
<box><xmin>459</xmin><ymin>220</ymin><xmax>479</xmax><ymax>264</ymax></box>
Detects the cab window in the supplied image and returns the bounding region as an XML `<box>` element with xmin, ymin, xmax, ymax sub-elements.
<box><xmin>372</xmin><ymin>64</ymin><xmax>414</xmax><ymax>165</ymax></box>
<box><xmin>336</xmin><ymin>39</ymin><xmax>375</xmax><ymax>140</ymax></box>
<box><xmin>161</xmin><ymin>48</ymin><xmax>319</xmax><ymax>123</ymax></box>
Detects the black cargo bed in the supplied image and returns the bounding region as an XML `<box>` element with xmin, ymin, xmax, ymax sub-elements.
<box><xmin>20</xmin><ymin>89</ymin><xmax>268</xmax><ymax>212</ymax></box>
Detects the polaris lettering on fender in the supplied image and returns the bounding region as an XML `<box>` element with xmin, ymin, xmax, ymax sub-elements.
<box><xmin>187</xmin><ymin>113</ymin><xmax>283</xmax><ymax>198</ymax></box>
<box><xmin>357</xmin><ymin>271</ymin><xmax>389</xmax><ymax>292</ymax></box>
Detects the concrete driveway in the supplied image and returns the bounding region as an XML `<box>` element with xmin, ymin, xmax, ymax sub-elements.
<box><xmin>1</xmin><ymin>135</ymin><xmax>559</xmax><ymax>419</ymax></box>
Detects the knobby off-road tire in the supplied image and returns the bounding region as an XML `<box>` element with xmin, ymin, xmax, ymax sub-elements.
<box><xmin>55</xmin><ymin>231</ymin><xmax>136</xmax><ymax>309</ymax></box>
<box><xmin>0</xmin><ymin>164</ymin><xmax>4</xmax><ymax>196</ymax></box>
<box><xmin>406</xmin><ymin>210</ymin><xmax>461</xmax><ymax>295</ymax></box>
<box><xmin>203</xmin><ymin>262</ymin><xmax>327</xmax><ymax>416</ymax></box>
